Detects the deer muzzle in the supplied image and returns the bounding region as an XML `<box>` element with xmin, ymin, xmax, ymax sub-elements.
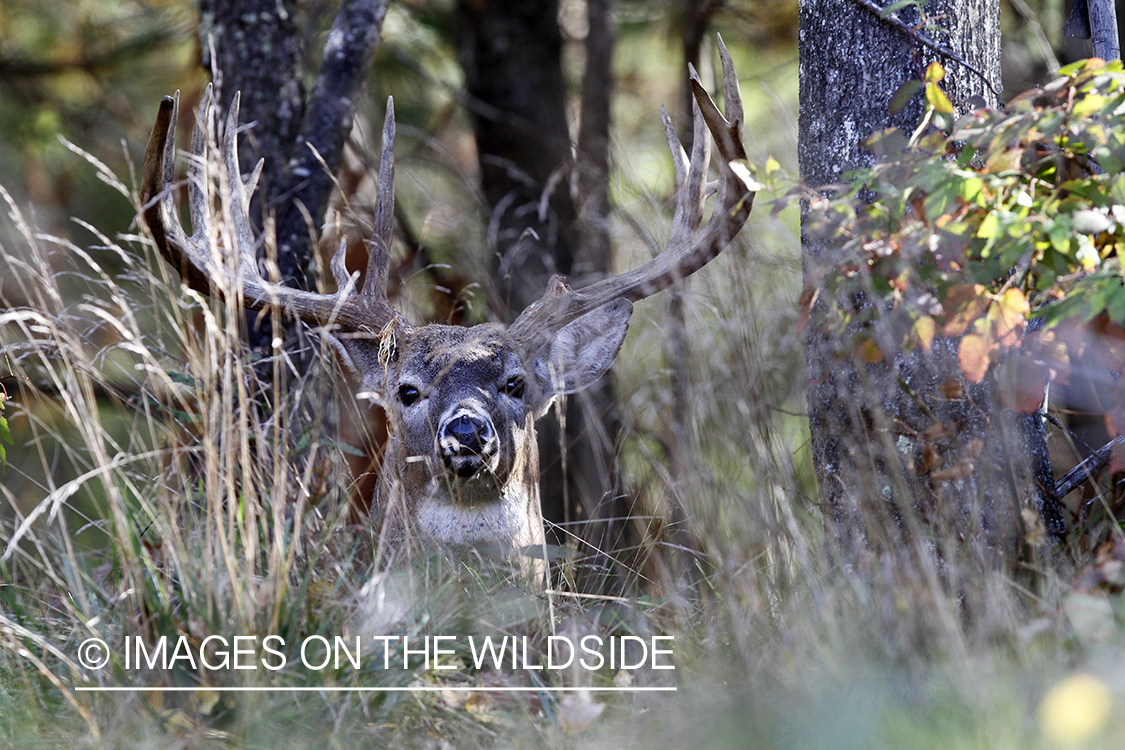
<box><xmin>438</xmin><ymin>411</ymin><xmax>498</xmax><ymax>478</ymax></box>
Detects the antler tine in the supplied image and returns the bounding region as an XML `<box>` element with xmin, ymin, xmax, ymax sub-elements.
<box><xmin>141</xmin><ymin>90</ymin><xmax>404</xmax><ymax>335</ymax></box>
<box><xmin>668</xmin><ymin>69</ymin><xmax>710</xmax><ymax>247</ymax></box>
<box><xmin>143</xmin><ymin>92</ymin><xmax>212</xmax><ymax>295</ymax></box>
<box><xmin>362</xmin><ymin>97</ymin><xmax>396</xmax><ymax>310</ymax></box>
<box><xmin>717</xmin><ymin>34</ymin><xmax>743</xmax><ymax>143</ymax></box>
<box><xmin>660</xmin><ymin>104</ymin><xmax>688</xmax><ymax>186</ymax></box>
<box><xmin>186</xmin><ymin>85</ymin><xmax>213</xmax><ymax>247</ymax></box>
<box><xmin>221</xmin><ymin>92</ymin><xmax>264</xmax><ymax>280</ymax></box>
<box><xmin>508</xmin><ymin>35</ymin><xmax>759</xmax><ymax>354</ymax></box>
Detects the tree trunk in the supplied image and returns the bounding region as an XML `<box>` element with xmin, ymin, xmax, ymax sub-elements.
<box><xmin>199</xmin><ymin>0</ymin><xmax>387</xmax><ymax>347</ymax></box>
<box><xmin>455</xmin><ymin>0</ymin><xmax>626</xmax><ymax>590</ymax></box>
<box><xmin>799</xmin><ymin>1</ymin><xmax>1057</xmax><ymax>575</ymax></box>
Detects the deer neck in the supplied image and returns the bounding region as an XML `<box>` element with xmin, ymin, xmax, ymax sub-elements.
<box><xmin>373</xmin><ymin>420</ymin><xmax>545</xmax><ymax>557</ymax></box>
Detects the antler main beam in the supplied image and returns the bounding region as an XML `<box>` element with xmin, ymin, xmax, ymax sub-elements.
<box><xmin>141</xmin><ymin>87</ymin><xmax>404</xmax><ymax>336</ymax></box>
<box><xmin>508</xmin><ymin>35</ymin><xmax>758</xmax><ymax>353</ymax></box>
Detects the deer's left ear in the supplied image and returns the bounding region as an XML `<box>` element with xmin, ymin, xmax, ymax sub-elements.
<box><xmin>533</xmin><ymin>298</ymin><xmax>633</xmax><ymax>399</ymax></box>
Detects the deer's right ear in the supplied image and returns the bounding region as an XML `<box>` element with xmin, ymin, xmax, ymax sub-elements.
<box><xmin>326</xmin><ymin>335</ymin><xmax>392</xmax><ymax>397</ymax></box>
<box><xmin>533</xmin><ymin>298</ymin><xmax>633</xmax><ymax>400</ymax></box>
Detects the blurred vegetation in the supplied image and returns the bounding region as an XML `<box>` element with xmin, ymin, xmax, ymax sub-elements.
<box><xmin>3</xmin><ymin>1</ymin><xmax>1125</xmax><ymax>749</ymax></box>
<box><xmin>800</xmin><ymin>58</ymin><xmax>1125</xmax><ymax>495</ymax></box>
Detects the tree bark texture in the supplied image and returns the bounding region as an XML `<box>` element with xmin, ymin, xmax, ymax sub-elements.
<box><xmin>456</xmin><ymin>0</ymin><xmax>625</xmax><ymax>589</ymax></box>
<box><xmin>200</xmin><ymin>0</ymin><xmax>305</xmax><ymax>213</ymax></box>
<box><xmin>800</xmin><ymin>0</ymin><xmax>1059</xmax><ymax>568</ymax></box>
<box><xmin>199</xmin><ymin>0</ymin><xmax>387</xmax><ymax>290</ymax></box>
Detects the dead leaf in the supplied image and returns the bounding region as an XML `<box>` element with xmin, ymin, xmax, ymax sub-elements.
<box><xmin>942</xmin><ymin>284</ymin><xmax>989</xmax><ymax>337</ymax></box>
<box><xmin>990</xmin><ymin>288</ymin><xmax>1028</xmax><ymax>347</ymax></box>
<box><xmin>998</xmin><ymin>354</ymin><xmax>1046</xmax><ymax>413</ymax></box>
<box><xmin>958</xmin><ymin>333</ymin><xmax>991</xmax><ymax>383</ymax></box>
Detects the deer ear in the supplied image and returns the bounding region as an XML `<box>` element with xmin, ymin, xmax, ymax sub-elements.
<box><xmin>533</xmin><ymin>298</ymin><xmax>632</xmax><ymax>398</ymax></box>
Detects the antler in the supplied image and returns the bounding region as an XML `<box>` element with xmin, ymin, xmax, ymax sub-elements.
<box><xmin>141</xmin><ymin>86</ymin><xmax>405</xmax><ymax>336</ymax></box>
<box><xmin>508</xmin><ymin>35</ymin><xmax>758</xmax><ymax>356</ymax></box>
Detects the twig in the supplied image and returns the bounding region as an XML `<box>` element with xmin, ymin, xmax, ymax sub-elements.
<box><xmin>1008</xmin><ymin>0</ymin><xmax>1062</xmax><ymax>72</ymax></box>
<box><xmin>848</xmin><ymin>0</ymin><xmax>1003</xmax><ymax>99</ymax></box>
<box><xmin>1054</xmin><ymin>435</ymin><xmax>1125</xmax><ymax>499</ymax></box>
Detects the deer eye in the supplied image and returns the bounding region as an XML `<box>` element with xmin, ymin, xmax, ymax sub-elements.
<box><xmin>398</xmin><ymin>385</ymin><xmax>421</xmax><ymax>406</ymax></box>
<box><xmin>501</xmin><ymin>376</ymin><xmax>525</xmax><ymax>399</ymax></box>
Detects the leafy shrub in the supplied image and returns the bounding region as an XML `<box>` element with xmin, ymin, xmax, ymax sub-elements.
<box><xmin>797</xmin><ymin>58</ymin><xmax>1125</xmax><ymax>467</ymax></box>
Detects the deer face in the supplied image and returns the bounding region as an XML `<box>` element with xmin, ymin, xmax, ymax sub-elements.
<box><xmin>336</xmin><ymin>300</ymin><xmax>633</xmax><ymax>553</ymax></box>
<box><xmin>386</xmin><ymin>324</ymin><xmax>536</xmax><ymax>504</ymax></box>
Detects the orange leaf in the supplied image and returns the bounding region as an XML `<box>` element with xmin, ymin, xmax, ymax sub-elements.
<box><xmin>942</xmin><ymin>284</ymin><xmax>989</xmax><ymax>337</ymax></box>
<box><xmin>990</xmin><ymin>288</ymin><xmax>1029</xmax><ymax>348</ymax></box>
<box><xmin>959</xmin><ymin>333</ymin><xmax>991</xmax><ymax>383</ymax></box>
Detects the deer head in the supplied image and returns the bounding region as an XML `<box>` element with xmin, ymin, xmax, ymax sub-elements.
<box><xmin>140</xmin><ymin>37</ymin><xmax>756</xmax><ymax>572</ymax></box>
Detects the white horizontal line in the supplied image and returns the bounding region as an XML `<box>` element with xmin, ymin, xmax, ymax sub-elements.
<box><xmin>75</xmin><ymin>686</ymin><xmax>676</xmax><ymax>693</ymax></box>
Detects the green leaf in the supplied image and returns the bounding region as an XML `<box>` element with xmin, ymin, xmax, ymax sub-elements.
<box><xmin>880</xmin><ymin>0</ymin><xmax>918</xmax><ymax>16</ymax></box>
<box><xmin>1107</xmin><ymin>285</ymin><xmax>1125</xmax><ymax>325</ymax></box>
<box><xmin>958</xmin><ymin>175</ymin><xmax>983</xmax><ymax>203</ymax></box>
<box><xmin>890</xmin><ymin>80</ymin><xmax>924</xmax><ymax>114</ymax></box>
<box><xmin>1072</xmin><ymin>93</ymin><xmax>1108</xmax><ymax>119</ymax></box>
<box><xmin>166</xmin><ymin>370</ymin><xmax>198</xmax><ymax>387</ymax></box>
<box><xmin>0</xmin><ymin>414</ymin><xmax>10</xmax><ymax>474</ymax></box>
<box><xmin>1059</xmin><ymin>60</ymin><xmax>1087</xmax><ymax>76</ymax></box>
<box><xmin>977</xmin><ymin>211</ymin><xmax>1000</xmax><ymax>239</ymax></box>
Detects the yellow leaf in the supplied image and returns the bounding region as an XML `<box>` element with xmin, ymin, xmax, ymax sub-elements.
<box><xmin>1040</xmin><ymin>674</ymin><xmax>1112</xmax><ymax>745</ymax></box>
<box><xmin>765</xmin><ymin>155</ymin><xmax>781</xmax><ymax>175</ymax></box>
<box><xmin>924</xmin><ymin>61</ymin><xmax>946</xmax><ymax>84</ymax></box>
<box><xmin>925</xmin><ymin>82</ymin><xmax>955</xmax><ymax>114</ymax></box>
<box><xmin>913</xmin><ymin>316</ymin><xmax>936</xmax><ymax>352</ymax></box>
<box><xmin>190</xmin><ymin>689</ymin><xmax>221</xmax><ymax>716</ymax></box>
<box><xmin>990</xmin><ymin>288</ymin><xmax>1029</xmax><ymax>347</ymax></box>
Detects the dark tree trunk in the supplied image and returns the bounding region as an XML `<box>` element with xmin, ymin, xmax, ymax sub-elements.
<box><xmin>199</xmin><ymin>0</ymin><xmax>387</xmax><ymax>349</ymax></box>
<box><xmin>200</xmin><ymin>0</ymin><xmax>306</xmax><ymax>235</ymax></box>
<box><xmin>799</xmin><ymin>1</ymin><xmax>1057</xmax><ymax>573</ymax></box>
<box><xmin>455</xmin><ymin>0</ymin><xmax>577</xmax><ymax>312</ymax></box>
<box><xmin>456</xmin><ymin>0</ymin><xmax>625</xmax><ymax>589</ymax></box>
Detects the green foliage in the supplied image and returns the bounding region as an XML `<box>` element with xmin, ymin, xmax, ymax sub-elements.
<box><xmin>797</xmin><ymin>59</ymin><xmax>1125</xmax><ymax>438</ymax></box>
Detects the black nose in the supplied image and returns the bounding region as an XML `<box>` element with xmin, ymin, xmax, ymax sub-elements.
<box><xmin>442</xmin><ymin>414</ymin><xmax>493</xmax><ymax>455</ymax></box>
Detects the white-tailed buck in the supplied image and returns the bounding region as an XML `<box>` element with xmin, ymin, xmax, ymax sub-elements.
<box><xmin>140</xmin><ymin>38</ymin><xmax>756</xmax><ymax>572</ymax></box>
